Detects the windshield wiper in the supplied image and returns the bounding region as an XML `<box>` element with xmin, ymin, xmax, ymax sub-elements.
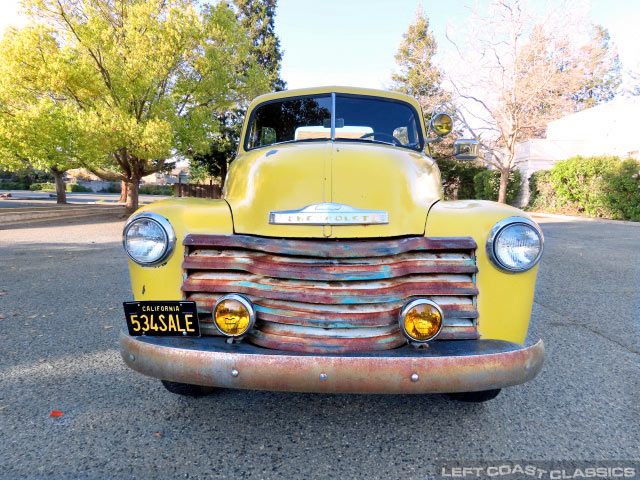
<box><xmin>268</xmin><ymin>138</ymin><xmax>330</xmax><ymax>147</ymax></box>
<box><xmin>335</xmin><ymin>138</ymin><xmax>396</xmax><ymax>147</ymax></box>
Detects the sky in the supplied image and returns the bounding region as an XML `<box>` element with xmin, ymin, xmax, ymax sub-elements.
<box><xmin>1</xmin><ymin>0</ymin><xmax>639</xmax><ymax>90</ymax></box>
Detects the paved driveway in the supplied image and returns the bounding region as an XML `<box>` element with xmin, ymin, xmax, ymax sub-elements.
<box><xmin>0</xmin><ymin>215</ymin><xmax>638</xmax><ymax>479</ymax></box>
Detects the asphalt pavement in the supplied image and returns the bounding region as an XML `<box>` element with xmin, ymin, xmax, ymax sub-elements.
<box><xmin>0</xmin><ymin>214</ymin><xmax>638</xmax><ymax>479</ymax></box>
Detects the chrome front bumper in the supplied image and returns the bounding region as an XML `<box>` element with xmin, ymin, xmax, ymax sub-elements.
<box><xmin>120</xmin><ymin>332</ymin><xmax>544</xmax><ymax>394</ymax></box>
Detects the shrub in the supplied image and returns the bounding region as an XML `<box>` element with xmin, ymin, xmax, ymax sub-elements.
<box><xmin>67</xmin><ymin>183</ymin><xmax>92</xmax><ymax>192</ymax></box>
<box><xmin>99</xmin><ymin>183</ymin><xmax>121</xmax><ymax>193</ymax></box>
<box><xmin>436</xmin><ymin>158</ymin><xmax>486</xmax><ymax>200</ymax></box>
<box><xmin>603</xmin><ymin>159</ymin><xmax>640</xmax><ymax>221</ymax></box>
<box><xmin>0</xmin><ymin>180</ymin><xmax>29</xmax><ymax>190</ymax></box>
<box><xmin>473</xmin><ymin>169</ymin><xmax>522</xmax><ymax>205</ymax></box>
<box><xmin>527</xmin><ymin>156</ymin><xmax>640</xmax><ymax>221</ymax></box>
<box><xmin>139</xmin><ymin>184</ymin><xmax>173</xmax><ymax>195</ymax></box>
<box><xmin>29</xmin><ymin>182</ymin><xmax>56</xmax><ymax>192</ymax></box>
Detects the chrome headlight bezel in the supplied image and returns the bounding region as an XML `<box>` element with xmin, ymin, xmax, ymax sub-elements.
<box><xmin>486</xmin><ymin>216</ymin><xmax>544</xmax><ymax>273</ymax></box>
<box><xmin>213</xmin><ymin>294</ymin><xmax>256</xmax><ymax>339</ymax></box>
<box><xmin>122</xmin><ymin>212</ymin><xmax>176</xmax><ymax>266</ymax></box>
<box><xmin>399</xmin><ymin>298</ymin><xmax>445</xmax><ymax>344</ymax></box>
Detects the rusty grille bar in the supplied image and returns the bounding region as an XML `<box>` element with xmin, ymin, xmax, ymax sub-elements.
<box><xmin>182</xmin><ymin>234</ymin><xmax>478</xmax><ymax>353</ymax></box>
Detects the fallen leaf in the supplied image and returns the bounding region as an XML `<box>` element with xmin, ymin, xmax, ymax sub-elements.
<box><xmin>0</xmin><ymin>405</ymin><xmax>7</xmax><ymax>411</ymax></box>
<box><xmin>49</xmin><ymin>410</ymin><xmax>64</xmax><ymax>418</ymax></box>
<box><xmin>0</xmin><ymin>314</ymin><xmax>5</xmax><ymax>319</ymax></box>
<box><xmin>0</xmin><ymin>292</ymin><xmax>5</xmax><ymax>296</ymax></box>
<box><xmin>153</xmin><ymin>432</ymin><xmax>163</xmax><ymax>438</ymax></box>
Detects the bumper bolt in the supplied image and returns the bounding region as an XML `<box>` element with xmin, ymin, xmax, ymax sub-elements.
<box><xmin>411</xmin><ymin>373</ymin><xmax>419</xmax><ymax>382</ymax></box>
<box><xmin>231</xmin><ymin>369</ymin><xmax>239</xmax><ymax>377</ymax></box>
<box><xmin>319</xmin><ymin>373</ymin><xmax>327</xmax><ymax>381</ymax></box>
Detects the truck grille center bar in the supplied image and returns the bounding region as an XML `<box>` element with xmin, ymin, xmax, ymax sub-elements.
<box><xmin>181</xmin><ymin>234</ymin><xmax>479</xmax><ymax>353</ymax></box>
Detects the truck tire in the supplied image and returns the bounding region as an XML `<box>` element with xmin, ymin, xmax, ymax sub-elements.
<box><xmin>161</xmin><ymin>380</ymin><xmax>217</xmax><ymax>397</ymax></box>
<box><xmin>447</xmin><ymin>389</ymin><xmax>501</xmax><ymax>403</ymax></box>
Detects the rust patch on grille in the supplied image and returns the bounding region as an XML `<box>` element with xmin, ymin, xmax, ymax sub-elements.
<box><xmin>184</xmin><ymin>234</ymin><xmax>476</xmax><ymax>258</ymax></box>
<box><xmin>182</xmin><ymin>234</ymin><xmax>479</xmax><ymax>353</ymax></box>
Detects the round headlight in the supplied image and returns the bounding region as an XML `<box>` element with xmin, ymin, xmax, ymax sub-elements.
<box><xmin>486</xmin><ymin>217</ymin><xmax>544</xmax><ymax>272</ymax></box>
<box><xmin>400</xmin><ymin>299</ymin><xmax>444</xmax><ymax>343</ymax></box>
<box><xmin>123</xmin><ymin>213</ymin><xmax>175</xmax><ymax>265</ymax></box>
<box><xmin>214</xmin><ymin>294</ymin><xmax>255</xmax><ymax>338</ymax></box>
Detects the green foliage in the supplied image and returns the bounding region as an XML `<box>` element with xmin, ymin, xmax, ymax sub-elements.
<box><xmin>0</xmin><ymin>180</ymin><xmax>29</xmax><ymax>190</ymax></box>
<box><xmin>68</xmin><ymin>184</ymin><xmax>92</xmax><ymax>192</ymax></box>
<box><xmin>2</xmin><ymin>0</ymin><xmax>271</xmax><ymax>210</ymax></box>
<box><xmin>189</xmin><ymin>0</ymin><xmax>285</xmax><ymax>182</ymax></box>
<box><xmin>529</xmin><ymin>156</ymin><xmax>640</xmax><ymax>221</ymax></box>
<box><xmin>392</xmin><ymin>7</ymin><xmax>449</xmax><ymax>112</ymax></box>
<box><xmin>30</xmin><ymin>182</ymin><xmax>56</xmax><ymax>192</ymax></box>
<box><xmin>473</xmin><ymin>169</ymin><xmax>522</xmax><ymax>205</ymax></box>
<box><xmin>98</xmin><ymin>184</ymin><xmax>121</xmax><ymax>194</ymax></box>
<box><xmin>528</xmin><ymin>170</ymin><xmax>556</xmax><ymax>208</ymax></box>
<box><xmin>139</xmin><ymin>185</ymin><xmax>174</xmax><ymax>196</ymax></box>
<box><xmin>436</xmin><ymin>158</ymin><xmax>486</xmax><ymax>200</ymax></box>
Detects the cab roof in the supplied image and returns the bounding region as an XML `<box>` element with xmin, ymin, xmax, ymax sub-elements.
<box><xmin>247</xmin><ymin>86</ymin><xmax>423</xmax><ymax>113</ymax></box>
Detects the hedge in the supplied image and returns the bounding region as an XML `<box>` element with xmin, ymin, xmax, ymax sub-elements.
<box><xmin>436</xmin><ymin>158</ymin><xmax>486</xmax><ymax>200</ymax></box>
<box><xmin>528</xmin><ymin>156</ymin><xmax>640</xmax><ymax>221</ymax></box>
<box><xmin>436</xmin><ymin>158</ymin><xmax>522</xmax><ymax>204</ymax></box>
<box><xmin>139</xmin><ymin>184</ymin><xmax>173</xmax><ymax>195</ymax></box>
<box><xmin>29</xmin><ymin>182</ymin><xmax>56</xmax><ymax>192</ymax></box>
<box><xmin>0</xmin><ymin>180</ymin><xmax>29</xmax><ymax>190</ymax></box>
<box><xmin>473</xmin><ymin>169</ymin><xmax>522</xmax><ymax>205</ymax></box>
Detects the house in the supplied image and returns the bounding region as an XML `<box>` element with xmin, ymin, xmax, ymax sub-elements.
<box><xmin>142</xmin><ymin>168</ymin><xmax>189</xmax><ymax>185</ymax></box>
<box><xmin>514</xmin><ymin>96</ymin><xmax>640</xmax><ymax>206</ymax></box>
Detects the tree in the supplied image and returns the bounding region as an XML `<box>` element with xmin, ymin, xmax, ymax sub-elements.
<box><xmin>392</xmin><ymin>7</ymin><xmax>450</xmax><ymax>114</ymax></box>
<box><xmin>446</xmin><ymin>0</ymin><xmax>622</xmax><ymax>203</ymax></box>
<box><xmin>0</xmin><ymin>27</ymin><xmax>81</xmax><ymax>203</ymax></box>
<box><xmin>392</xmin><ymin>7</ymin><xmax>456</xmax><ymax>160</ymax></box>
<box><xmin>189</xmin><ymin>0</ymin><xmax>285</xmax><ymax>184</ymax></box>
<box><xmin>19</xmin><ymin>0</ymin><xmax>270</xmax><ymax>211</ymax></box>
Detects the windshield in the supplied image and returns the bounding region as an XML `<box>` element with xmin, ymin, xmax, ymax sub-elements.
<box><xmin>244</xmin><ymin>93</ymin><xmax>423</xmax><ymax>151</ymax></box>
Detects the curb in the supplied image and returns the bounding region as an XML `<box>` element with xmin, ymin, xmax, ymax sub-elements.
<box><xmin>0</xmin><ymin>205</ymin><xmax>126</xmax><ymax>225</ymax></box>
<box><xmin>530</xmin><ymin>212</ymin><xmax>640</xmax><ymax>226</ymax></box>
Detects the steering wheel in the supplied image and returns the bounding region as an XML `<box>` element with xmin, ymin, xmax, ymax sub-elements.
<box><xmin>359</xmin><ymin>132</ymin><xmax>402</xmax><ymax>146</ymax></box>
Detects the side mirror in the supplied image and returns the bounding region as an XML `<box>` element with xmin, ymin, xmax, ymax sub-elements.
<box><xmin>453</xmin><ymin>139</ymin><xmax>479</xmax><ymax>160</ymax></box>
<box><xmin>430</xmin><ymin>113</ymin><xmax>453</xmax><ymax>137</ymax></box>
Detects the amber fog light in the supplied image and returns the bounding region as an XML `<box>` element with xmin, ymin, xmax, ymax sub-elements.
<box><xmin>400</xmin><ymin>299</ymin><xmax>443</xmax><ymax>343</ymax></box>
<box><xmin>214</xmin><ymin>294</ymin><xmax>255</xmax><ymax>338</ymax></box>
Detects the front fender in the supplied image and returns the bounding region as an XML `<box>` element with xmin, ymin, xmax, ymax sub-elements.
<box><xmin>425</xmin><ymin>200</ymin><xmax>541</xmax><ymax>344</ymax></box>
<box><xmin>126</xmin><ymin>198</ymin><xmax>233</xmax><ymax>301</ymax></box>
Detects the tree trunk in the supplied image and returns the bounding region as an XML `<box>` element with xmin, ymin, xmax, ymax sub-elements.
<box><xmin>220</xmin><ymin>160</ymin><xmax>228</xmax><ymax>194</ymax></box>
<box><xmin>51</xmin><ymin>168</ymin><xmax>67</xmax><ymax>204</ymax></box>
<box><xmin>119</xmin><ymin>181</ymin><xmax>128</xmax><ymax>203</ymax></box>
<box><xmin>498</xmin><ymin>168</ymin><xmax>509</xmax><ymax>204</ymax></box>
<box><xmin>126</xmin><ymin>178</ymin><xmax>139</xmax><ymax>213</ymax></box>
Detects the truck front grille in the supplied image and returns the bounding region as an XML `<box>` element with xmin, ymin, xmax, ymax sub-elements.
<box><xmin>182</xmin><ymin>234</ymin><xmax>479</xmax><ymax>353</ymax></box>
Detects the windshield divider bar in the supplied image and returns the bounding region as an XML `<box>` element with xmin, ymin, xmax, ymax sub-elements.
<box><xmin>330</xmin><ymin>92</ymin><xmax>336</xmax><ymax>140</ymax></box>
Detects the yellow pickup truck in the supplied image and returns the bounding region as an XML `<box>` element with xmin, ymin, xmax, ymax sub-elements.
<box><xmin>120</xmin><ymin>86</ymin><xmax>544</xmax><ymax>402</ymax></box>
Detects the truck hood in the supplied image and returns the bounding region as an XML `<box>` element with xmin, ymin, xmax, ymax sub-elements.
<box><xmin>224</xmin><ymin>142</ymin><xmax>441</xmax><ymax>238</ymax></box>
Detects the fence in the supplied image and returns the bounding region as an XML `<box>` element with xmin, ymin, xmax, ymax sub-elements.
<box><xmin>173</xmin><ymin>182</ymin><xmax>222</xmax><ymax>199</ymax></box>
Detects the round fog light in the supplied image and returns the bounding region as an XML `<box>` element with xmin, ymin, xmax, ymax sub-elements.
<box><xmin>213</xmin><ymin>294</ymin><xmax>255</xmax><ymax>338</ymax></box>
<box><xmin>400</xmin><ymin>299</ymin><xmax>443</xmax><ymax>343</ymax></box>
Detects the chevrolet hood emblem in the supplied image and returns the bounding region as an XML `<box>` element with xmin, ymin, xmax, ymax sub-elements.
<box><xmin>269</xmin><ymin>202</ymin><xmax>389</xmax><ymax>225</ymax></box>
